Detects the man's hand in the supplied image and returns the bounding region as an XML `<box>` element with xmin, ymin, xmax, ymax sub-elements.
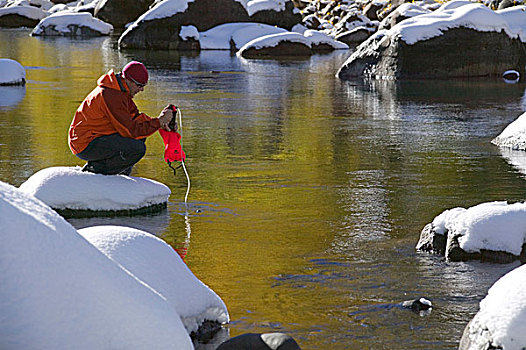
<box><xmin>158</xmin><ymin>106</ymin><xmax>174</xmax><ymax>131</ymax></box>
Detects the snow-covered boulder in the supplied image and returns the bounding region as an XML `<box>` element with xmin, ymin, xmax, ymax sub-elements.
<box><xmin>79</xmin><ymin>225</ymin><xmax>229</xmax><ymax>338</ymax></box>
<box><xmin>199</xmin><ymin>22</ymin><xmax>288</xmax><ymax>50</ymax></box>
<box><xmin>492</xmin><ymin>111</ymin><xmax>526</xmax><ymax>151</ymax></box>
<box><xmin>0</xmin><ymin>58</ymin><xmax>25</xmax><ymax>85</ymax></box>
<box><xmin>0</xmin><ymin>181</ymin><xmax>193</xmax><ymax>349</ymax></box>
<box><xmin>337</xmin><ymin>1</ymin><xmax>526</xmax><ymax>80</ymax></box>
<box><xmin>237</xmin><ymin>30</ymin><xmax>348</xmax><ymax>58</ymax></box>
<box><xmin>118</xmin><ymin>0</ymin><xmax>250</xmax><ymax>50</ymax></box>
<box><xmin>417</xmin><ymin>201</ymin><xmax>526</xmax><ymax>263</ymax></box>
<box><xmin>18</xmin><ymin>166</ymin><xmax>170</xmax><ymax>217</ymax></box>
<box><xmin>0</xmin><ymin>4</ymin><xmax>47</xmax><ymax>28</ymax></box>
<box><xmin>31</xmin><ymin>12</ymin><xmax>113</xmax><ymax>36</ymax></box>
<box><xmin>459</xmin><ymin>264</ymin><xmax>526</xmax><ymax>350</ymax></box>
<box><xmin>237</xmin><ymin>32</ymin><xmax>312</xmax><ymax>57</ymax></box>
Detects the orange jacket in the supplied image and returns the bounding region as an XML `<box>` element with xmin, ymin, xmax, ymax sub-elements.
<box><xmin>68</xmin><ymin>70</ymin><xmax>160</xmax><ymax>155</ymax></box>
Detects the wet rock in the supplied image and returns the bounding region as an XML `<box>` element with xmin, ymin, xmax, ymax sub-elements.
<box><xmin>416</xmin><ymin>223</ymin><xmax>446</xmax><ymax>255</ymax></box>
<box><xmin>401</xmin><ymin>297</ymin><xmax>432</xmax><ymax>312</ymax></box>
<box><xmin>216</xmin><ymin>333</ymin><xmax>301</xmax><ymax>350</ymax></box>
<box><xmin>190</xmin><ymin>320</ymin><xmax>222</xmax><ymax>343</ymax></box>
<box><xmin>338</xmin><ymin>27</ymin><xmax>526</xmax><ymax>80</ymax></box>
<box><xmin>94</xmin><ymin>0</ymin><xmax>155</xmax><ymax>29</ymax></box>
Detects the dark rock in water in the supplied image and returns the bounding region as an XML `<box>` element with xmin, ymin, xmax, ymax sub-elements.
<box><xmin>249</xmin><ymin>0</ymin><xmax>302</xmax><ymax>30</ymax></box>
<box><xmin>118</xmin><ymin>0</ymin><xmax>250</xmax><ymax>50</ymax></box>
<box><xmin>190</xmin><ymin>319</ymin><xmax>222</xmax><ymax>343</ymax></box>
<box><xmin>416</xmin><ymin>223</ymin><xmax>446</xmax><ymax>256</ymax></box>
<box><xmin>238</xmin><ymin>41</ymin><xmax>312</xmax><ymax>58</ymax></box>
<box><xmin>338</xmin><ymin>27</ymin><xmax>526</xmax><ymax>80</ymax></box>
<box><xmin>216</xmin><ymin>333</ymin><xmax>301</xmax><ymax>350</ymax></box>
<box><xmin>94</xmin><ymin>0</ymin><xmax>155</xmax><ymax>29</ymax></box>
<box><xmin>401</xmin><ymin>298</ymin><xmax>432</xmax><ymax>312</ymax></box>
<box><xmin>0</xmin><ymin>13</ymin><xmax>40</xmax><ymax>28</ymax></box>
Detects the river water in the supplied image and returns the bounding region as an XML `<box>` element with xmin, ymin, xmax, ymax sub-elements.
<box><xmin>1</xmin><ymin>28</ymin><xmax>526</xmax><ymax>349</ymax></box>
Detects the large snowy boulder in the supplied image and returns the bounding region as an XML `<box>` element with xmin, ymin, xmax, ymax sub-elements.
<box><xmin>492</xmin><ymin>111</ymin><xmax>526</xmax><ymax>151</ymax></box>
<box><xmin>79</xmin><ymin>225</ymin><xmax>229</xmax><ymax>338</ymax></box>
<box><xmin>459</xmin><ymin>264</ymin><xmax>526</xmax><ymax>350</ymax></box>
<box><xmin>337</xmin><ymin>2</ymin><xmax>526</xmax><ymax>80</ymax></box>
<box><xmin>0</xmin><ymin>4</ymin><xmax>47</xmax><ymax>27</ymax></box>
<box><xmin>31</xmin><ymin>12</ymin><xmax>113</xmax><ymax>36</ymax></box>
<box><xmin>417</xmin><ymin>201</ymin><xmax>526</xmax><ymax>263</ymax></box>
<box><xmin>0</xmin><ymin>58</ymin><xmax>25</xmax><ymax>85</ymax></box>
<box><xmin>0</xmin><ymin>181</ymin><xmax>193</xmax><ymax>349</ymax></box>
<box><xmin>18</xmin><ymin>166</ymin><xmax>170</xmax><ymax>217</ymax></box>
<box><xmin>118</xmin><ymin>0</ymin><xmax>250</xmax><ymax>50</ymax></box>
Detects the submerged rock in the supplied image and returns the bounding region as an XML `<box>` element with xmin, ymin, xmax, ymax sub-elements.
<box><xmin>217</xmin><ymin>332</ymin><xmax>301</xmax><ymax>350</ymax></box>
<box><xmin>401</xmin><ymin>298</ymin><xmax>433</xmax><ymax>313</ymax></box>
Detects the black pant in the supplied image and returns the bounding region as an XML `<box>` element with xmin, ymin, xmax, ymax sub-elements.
<box><xmin>76</xmin><ymin>133</ymin><xmax>146</xmax><ymax>175</ymax></box>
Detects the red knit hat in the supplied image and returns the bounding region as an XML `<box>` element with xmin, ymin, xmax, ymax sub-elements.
<box><xmin>122</xmin><ymin>61</ymin><xmax>148</xmax><ymax>85</ymax></box>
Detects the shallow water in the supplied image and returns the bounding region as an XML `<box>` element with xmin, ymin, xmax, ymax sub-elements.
<box><xmin>1</xmin><ymin>29</ymin><xmax>526</xmax><ymax>349</ymax></box>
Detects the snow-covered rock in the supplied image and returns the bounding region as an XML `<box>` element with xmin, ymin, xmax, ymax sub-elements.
<box><xmin>0</xmin><ymin>180</ymin><xmax>193</xmax><ymax>349</ymax></box>
<box><xmin>0</xmin><ymin>58</ymin><xmax>25</xmax><ymax>85</ymax></box>
<box><xmin>338</xmin><ymin>1</ymin><xmax>526</xmax><ymax>80</ymax></box>
<box><xmin>492</xmin><ymin>111</ymin><xmax>526</xmax><ymax>151</ymax></box>
<box><xmin>0</xmin><ymin>4</ymin><xmax>47</xmax><ymax>27</ymax></box>
<box><xmin>459</xmin><ymin>264</ymin><xmax>526</xmax><ymax>350</ymax></box>
<box><xmin>417</xmin><ymin>201</ymin><xmax>526</xmax><ymax>263</ymax></box>
<box><xmin>18</xmin><ymin>166</ymin><xmax>170</xmax><ymax>216</ymax></box>
<box><xmin>237</xmin><ymin>30</ymin><xmax>348</xmax><ymax>58</ymax></box>
<box><xmin>199</xmin><ymin>22</ymin><xmax>288</xmax><ymax>50</ymax></box>
<box><xmin>79</xmin><ymin>225</ymin><xmax>229</xmax><ymax>335</ymax></box>
<box><xmin>31</xmin><ymin>11</ymin><xmax>113</xmax><ymax>36</ymax></box>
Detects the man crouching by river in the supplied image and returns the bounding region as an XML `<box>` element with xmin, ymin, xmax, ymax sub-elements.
<box><xmin>68</xmin><ymin>61</ymin><xmax>174</xmax><ymax>175</ymax></box>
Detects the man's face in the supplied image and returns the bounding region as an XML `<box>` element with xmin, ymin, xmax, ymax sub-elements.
<box><xmin>127</xmin><ymin>79</ymin><xmax>145</xmax><ymax>98</ymax></box>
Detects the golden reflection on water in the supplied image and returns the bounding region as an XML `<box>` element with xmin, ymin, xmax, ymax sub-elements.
<box><xmin>1</xmin><ymin>29</ymin><xmax>526</xmax><ymax>349</ymax></box>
